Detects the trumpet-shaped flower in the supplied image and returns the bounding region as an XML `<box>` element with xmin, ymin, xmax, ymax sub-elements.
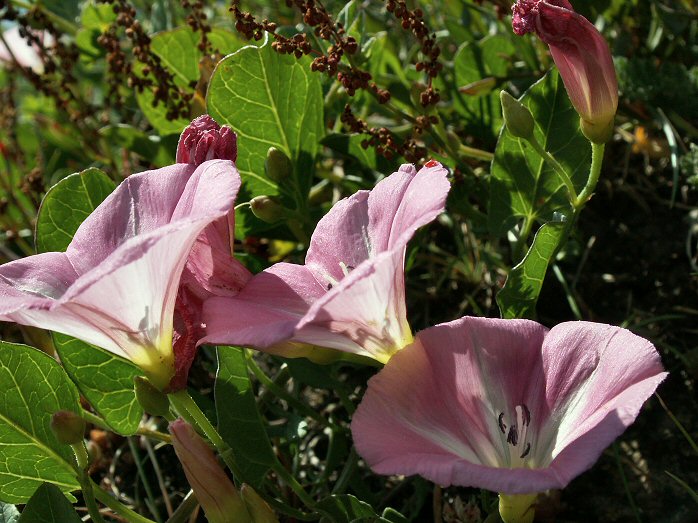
<box><xmin>512</xmin><ymin>0</ymin><xmax>618</xmax><ymax>143</ymax></box>
<box><xmin>0</xmin><ymin>159</ymin><xmax>241</xmax><ymax>390</ymax></box>
<box><xmin>202</xmin><ymin>161</ymin><xmax>450</xmax><ymax>363</ymax></box>
<box><xmin>352</xmin><ymin>317</ymin><xmax>666</xmax><ymax>496</ymax></box>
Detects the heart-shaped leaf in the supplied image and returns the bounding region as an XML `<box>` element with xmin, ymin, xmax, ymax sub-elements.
<box><xmin>0</xmin><ymin>342</ymin><xmax>80</xmax><ymax>503</ymax></box>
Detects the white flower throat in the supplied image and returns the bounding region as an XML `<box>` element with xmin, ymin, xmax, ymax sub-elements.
<box><xmin>498</xmin><ymin>404</ymin><xmax>532</xmax><ymax>466</ymax></box>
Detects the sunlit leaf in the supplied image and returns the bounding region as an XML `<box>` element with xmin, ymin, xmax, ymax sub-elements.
<box><xmin>497</xmin><ymin>221</ymin><xmax>568</xmax><ymax>319</ymax></box>
<box><xmin>0</xmin><ymin>342</ymin><xmax>80</xmax><ymax>503</ymax></box>
<box><xmin>35</xmin><ymin>168</ymin><xmax>115</xmax><ymax>254</ymax></box>
<box><xmin>207</xmin><ymin>39</ymin><xmax>324</xmax><ymax>235</ymax></box>
<box><xmin>52</xmin><ymin>334</ymin><xmax>142</xmax><ymax>436</ymax></box>
<box><xmin>488</xmin><ymin>70</ymin><xmax>591</xmax><ymax>237</ymax></box>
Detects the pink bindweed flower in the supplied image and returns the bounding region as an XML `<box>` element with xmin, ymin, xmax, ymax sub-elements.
<box><xmin>202</xmin><ymin>161</ymin><xmax>450</xmax><ymax>364</ymax></box>
<box><xmin>352</xmin><ymin>317</ymin><xmax>666</xmax><ymax>501</ymax></box>
<box><xmin>0</xmin><ymin>26</ymin><xmax>53</xmax><ymax>74</ymax></box>
<box><xmin>512</xmin><ymin>0</ymin><xmax>618</xmax><ymax>143</ymax></box>
<box><xmin>0</xmin><ymin>159</ymin><xmax>241</xmax><ymax>390</ymax></box>
<box><xmin>169</xmin><ymin>116</ymin><xmax>252</xmax><ymax>390</ymax></box>
<box><xmin>169</xmin><ymin>419</ymin><xmax>253</xmax><ymax>523</ymax></box>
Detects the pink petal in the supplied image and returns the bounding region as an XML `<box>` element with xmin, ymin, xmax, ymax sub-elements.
<box><xmin>535</xmin><ymin>322</ymin><xmax>667</xmax><ymax>484</ymax></box>
<box><xmin>0</xmin><ymin>160</ymin><xmax>241</xmax><ymax>389</ymax></box>
<box><xmin>367</xmin><ymin>162</ymin><xmax>450</xmax><ymax>252</ymax></box>
<box><xmin>66</xmin><ymin>162</ymin><xmax>196</xmax><ymax>274</ymax></box>
<box><xmin>202</xmin><ymin>263</ymin><xmax>326</xmax><ymax>348</ymax></box>
<box><xmin>295</xmin><ymin>249</ymin><xmax>412</xmax><ymax>362</ymax></box>
<box><xmin>305</xmin><ymin>162</ymin><xmax>449</xmax><ymax>282</ymax></box>
<box><xmin>352</xmin><ymin>317</ymin><xmax>665</xmax><ymax>494</ymax></box>
<box><xmin>305</xmin><ymin>191</ymin><xmax>371</xmax><ymax>284</ymax></box>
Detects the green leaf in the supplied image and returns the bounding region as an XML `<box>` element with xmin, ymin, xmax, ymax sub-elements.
<box><xmin>35</xmin><ymin>168</ymin><xmax>115</xmax><ymax>253</ymax></box>
<box><xmin>454</xmin><ymin>35</ymin><xmax>516</xmax><ymax>140</ymax></box>
<box><xmin>215</xmin><ymin>347</ymin><xmax>275</xmax><ymax>487</ymax></box>
<box><xmin>317</xmin><ymin>494</ymin><xmax>378</xmax><ymax>523</ymax></box>
<box><xmin>18</xmin><ymin>483</ymin><xmax>81</xmax><ymax>523</ymax></box>
<box><xmin>0</xmin><ymin>502</ymin><xmax>19</xmax><ymax>523</ymax></box>
<box><xmin>98</xmin><ymin>124</ymin><xmax>173</xmax><ymax>167</ymax></box>
<box><xmin>0</xmin><ymin>342</ymin><xmax>80</xmax><ymax>503</ymax></box>
<box><xmin>53</xmin><ymin>334</ymin><xmax>143</xmax><ymax>436</ymax></box>
<box><xmin>136</xmin><ymin>28</ymin><xmax>245</xmax><ymax>135</ymax></box>
<box><xmin>40</xmin><ymin>1</ymin><xmax>80</xmax><ymax>24</ymax></box>
<box><xmin>497</xmin><ymin>221</ymin><xmax>568</xmax><ymax>319</ymax></box>
<box><xmin>488</xmin><ymin>70</ymin><xmax>591</xmax><ymax>237</ymax></box>
<box><xmin>207</xmin><ymin>39</ymin><xmax>324</xmax><ymax>234</ymax></box>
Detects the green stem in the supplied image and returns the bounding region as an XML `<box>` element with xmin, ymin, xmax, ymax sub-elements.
<box><xmin>128</xmin><ymin>438</ymin><xmax>163</xmax><ymax>523</ymax></box>
<box><xmin>71</xmin><ymin>443</ymin><xmax>107</xmax><ymax>523</ymax></box>
<box><xmin>575</xmin><ymin>142</ymin><xmax>605</xmax><ymax>210</ymax></box>
<box><xmin>614</xmin><ymin>443</ymin><xmax>642</xmax><ymax>523</ymax></box>
<box><xmin>10</xmin><ymin>0</ymin><xmax>79</xmax><ymax>34</ymax></box>
<box><xmin>527</xmin><ymin>136</ymin><xmax>578</xmax><ymax>203</ymax></box>
<box><xmin>168</xmin><ymin>389</ymin><xmax>241</xmax><ymax>478</ymax></box>
<box><xmin>272</xmin><ymin>461</ymin><xmax>322</xmax><ymax>514</ymax></box>
<box><xmin>166</xmin><ymin>490</ymin><xmax>198</xmax><ymax>523</ymax></box>
<box><xmin>91</xmin><ymin>480</ymin><xmax>159</xmax><ymax>523</ymax></box>
<box><xmin>331</xmin><ymin>447</ymin><xmax>358</xmax><ymax>495</ymax></box>
<box><xmin>80</xmin><ymin>409</ymin><xmax>172</xmax><ymax>443</ymax></box>
<box><xmin>246</xmin><ymin>353</ymin><xmax>328</xmax><ymax>427</ymax></box>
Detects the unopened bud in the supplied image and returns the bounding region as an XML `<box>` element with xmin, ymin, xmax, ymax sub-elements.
<box><xmin>169</xmin><ymin>419</ymin><xmax>252</xmax><ymax>523</ymax></box>
<box><xmin>459</xmin><ymin>77</ymin><xmax>497</xmax><ymax>96</ymax></box>
<box><xmin>264</xmin><ymin>147</ymin><xmax>293</xmax><ymax>183</ymax></box>
<box><xmin>134</xmin><ymin>376</ymin><xmax>171</xmax><ymax>417</ymax></box>
<box><xmin>250</xmin><ymin>196</ymin><xmax>286</xmax><ymax>223</ymax></box>
<box><xmin>177</xmin><ymin>115</ymin><xmax>238</xmax><ymax>165</ymax></box>
<box><xmin>240</xmin><ymin>484</ymin><xmax>279</xmax><ymax>523</ymax></box>
<box><xmin>500</xmin><ymin>91</ymin><xmax>534</xmax><ymax>140</ymax></box>
<box><xmin>50</xmin><ymin>410</ymin><xmax>86</xmax><ymax>445</ymax></box>
<box><xmin>581</xmin><ymin>116</ymin><xmax>614</xmax><ymax>145</ymax></box>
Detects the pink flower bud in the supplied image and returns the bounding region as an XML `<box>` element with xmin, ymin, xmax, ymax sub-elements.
<box><xmin>512</xmin><ymin>0</ymin><xmax>618</xmax><ymax>143</ymax></box>
<box><xmin>177</xmin><ymin>115</ymin><xmax>238</xmax><ymax>165</ymax></box>
<box><xmin>168</xmin><ymin>419</ymin><xmax>252</xmax><ymax>523</ymax></box>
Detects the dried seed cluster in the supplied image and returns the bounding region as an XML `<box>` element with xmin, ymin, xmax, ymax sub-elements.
<box><xmin>97</xmin><ymin>0</ymin><xmax>191</xmax><ymax>119</ymax></box>
<box><xmin>341</xmin><ymin>105</ymin><xmax>436</xmax><ymax>164</ymax></box>
<box><xmin>230</xmin><ymin>0</ymin><xmax>388</xmax><ymax>101</ymax></box>
<box><xmin>385</xmin><ymin>0</ymin><xmax>442</xmax><ymax>107</ymax></box>
<box><xmin>182</xmin><ymin>0</ymin><xmax>213</xmax><ymax>53</ymax></box>
<box><xmin>0</xmin><ymin>1</ymin><xmax>87</xmax><ymax>121</ymax></box>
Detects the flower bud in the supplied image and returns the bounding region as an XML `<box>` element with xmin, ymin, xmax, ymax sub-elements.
<box><xmin>50</xmin><ymin>410</ymin><xmax>86</xmax><ymax>445</ymax></box>
<box><xmin>498</xmin><ymin>493</ymin><xmax>537</xmax><ymax>523</ymax></box>
<box><xmin>458</xmin><ymin>77</ymin><xmax>497</xmax><ymax>96</ymax></box>
<box><xmin>177</xmin><ymin>115</ymin><xmax>238</xmax><ymax>165</ymax></box>
<box><xmin>240</xmin><ymin>484</ymin><xmax>279</xmax><ymax>523</ymax></box>
<box><xmin>500</xmin><ymin>91</ymin><xmax>535</xmax><ymax>140</ymax></box>
<box><xmin>134</xmin><ymin>375</ymin><xmax>171</xmax><ymax>417</ymax></box>
<box><xmin>512</xmin><ymin>0</ymin><xmax>617</xmax><ymax>143</ymax></box>
<box><xmin>169</xmin><ymin>419</ymin><xmax>252</xmax><ymax>523</ymax></box>
<box><xmin>250</xmin><ymin>196</ymin><xmax>286</xmax><ymax>223</ymax></box>
<box><xmin>264</xmin><ymin>147</ymin><xmax>293</xmax><ymax>183</ymax></box>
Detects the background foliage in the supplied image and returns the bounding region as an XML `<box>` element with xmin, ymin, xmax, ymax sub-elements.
<box><xmin>0</xmin><ymin>0</ymin><xmax>697</xmax><ymax>521</ymax></box>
